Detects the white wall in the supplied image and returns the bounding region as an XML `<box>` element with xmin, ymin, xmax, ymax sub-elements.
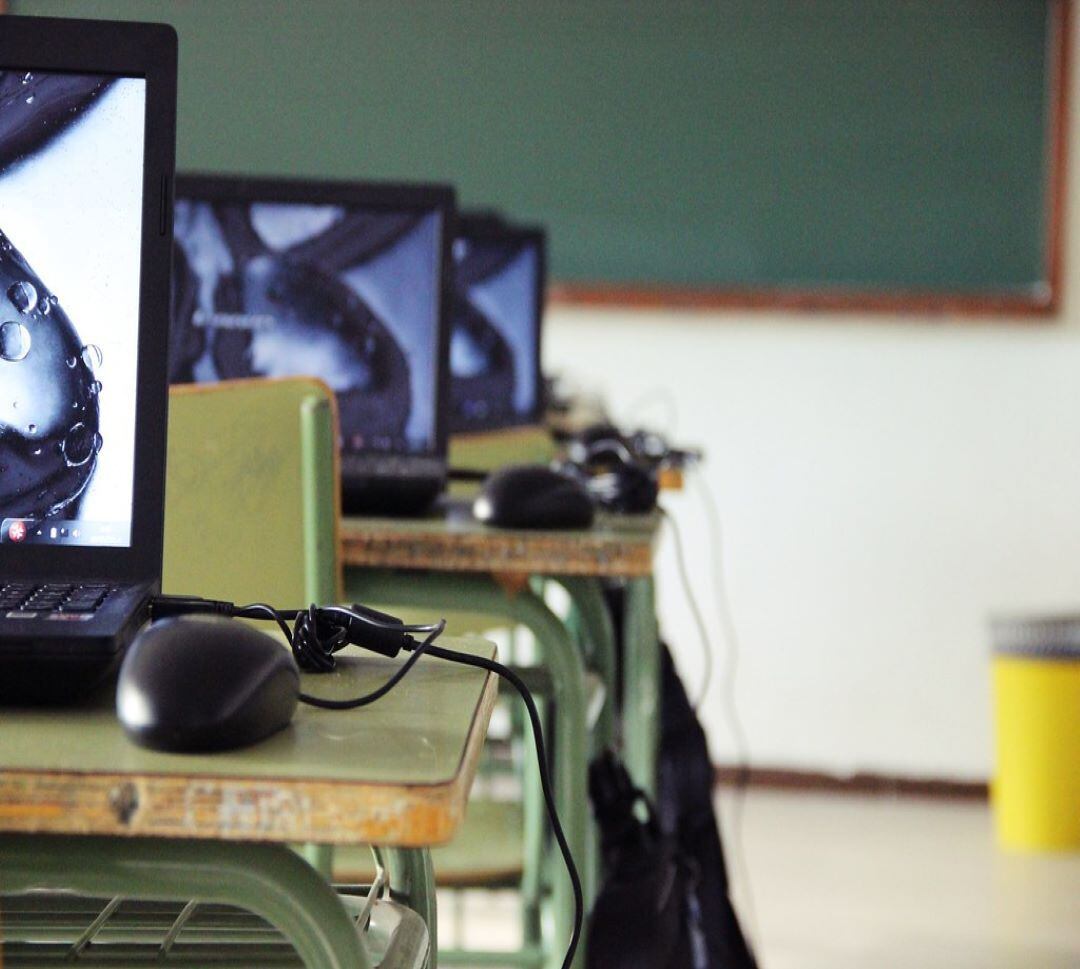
<box><xmin>542</xmin><ymin>14</ymin><xmax>1080</xmax><ymax>783</ymax></box>
<box><xmin>546</xmin><ymin>313</ymin><xmax>1080</xmax><ymax>780</ymax></box>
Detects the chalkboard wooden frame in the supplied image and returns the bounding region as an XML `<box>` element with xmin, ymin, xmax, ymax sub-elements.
<box><xmin>549</xmin><ymin>0</ymin><xmax>1073</xmax><ymax>318</ymax></box>
<box><xmin>2</xmin><ymin>0</ymin><xmax>1070</xmax><ymax>317</ymax></box>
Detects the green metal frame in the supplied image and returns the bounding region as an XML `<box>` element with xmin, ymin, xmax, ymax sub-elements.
<box><xmin>0</xmin><ymin>834</ymin><xmax>373</xmax><ymax>969</ymax></box>
<box><xmin>2</xmin><ymin>840</ymin><xmax>436</xmax><ymax>969</ymax></box>
<box><xmin>556</xmin><ymin>577</ymin><xmax>617</xmax><ymax>752</ymax></box>
<box><xmin>621</xmin><ymin>577</ymin><xmax>660</xmax><ymax>796</ymax></box>
<box><xmin>385</xmin><ymin>846</ymin><xmax>437</xmax><ymax>957</ymax></box>
<box><xmin>558</xmin><ymin>574</ymin><xmax>660</xmax><ymax>796</ymax></box>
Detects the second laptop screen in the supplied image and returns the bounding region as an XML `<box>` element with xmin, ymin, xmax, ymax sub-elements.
<box><xmin>171</xmin><ymin>198</ymin><xmax>443</xmax><ymax>458</ymax></box>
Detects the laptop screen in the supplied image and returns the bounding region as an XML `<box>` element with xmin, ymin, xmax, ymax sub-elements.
<box><xmin>0</xmin><ymin>70</ymin><xmax>147</xmax><ymax>549</ymax></box>
<box><xmin>449</xmin><ymin>224</ymin><xmax>544</xmax><ymax>432</ymax></box>
<box><xmin>171</xmin><ymin>183</ymin><xmax>450</xmax><ymax>461</ymax></box>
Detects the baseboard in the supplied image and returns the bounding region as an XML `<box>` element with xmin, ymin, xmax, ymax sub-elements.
<box><xmin>713</xmin><ymin>765</ymin><xmax>989</xmax><ymax>800</ymax></box>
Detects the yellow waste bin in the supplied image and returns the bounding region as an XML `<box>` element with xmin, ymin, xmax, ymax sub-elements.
<box><xmin>990</xmin><ymin>616</ymin><xmax>1080</xmax><ymax>852</ymax></box>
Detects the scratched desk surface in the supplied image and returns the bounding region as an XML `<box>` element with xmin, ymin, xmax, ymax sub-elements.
<box><xmin>341</xmin><ymin>500</ymin><xmax>661</xmax><ymax>578</ymax></box>
<box><xmin>0</xmin><ymin>636</ymin><xmax>497</xmax><ymax>847</ymax></box>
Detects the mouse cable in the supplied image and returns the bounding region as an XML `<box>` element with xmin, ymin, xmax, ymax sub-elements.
<box><xmin>149</xmin><ymin>595</ymin><xmax>445</xmax><ymax>707</ymax></box>
<box><xmin>419</xmin><ymin>640</ymin><xmax>583</xmax><ymax>969</ymax></box>
<box><xmin>658</xmin><ymin>507</ymin><xmax>714</xmax><ymax>710</ymax></box>
<box><xmin>624</xmin><ymin>385</ymin><xmax>680</xmax><ymax>437</ymax></box>
<box><xmin>662</xmin><ymin>499</ymin><xmax>759</xmax><ymax>958</ymax></box>
<box><xmin>148</xmin><ymin>593</ymin><xmax>583</xmax><ymax>969</ymax></box>
<box><xmin>570</xmin><ymin>436</ymin><xmax>638</xmax><ymax>466</ymax></box>
<box><xmin>235</xmin><ymin>602</ymin><xmax>445</xmax><ymax>710</ymax></box>
<box><xmin>690</xmin><ymin>474</ymin><xmax>759</xmax><ymax>954</ymax></box>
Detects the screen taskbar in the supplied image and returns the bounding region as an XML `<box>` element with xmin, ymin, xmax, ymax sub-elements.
<box><xmin>1</xmin><ymin>518</ymin><xmax>129</xmax><ymax>547</ymax></box>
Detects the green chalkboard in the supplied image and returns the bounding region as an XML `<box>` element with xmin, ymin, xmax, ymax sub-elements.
<box><xmin>9</xmin><ymin>0</ymin><xmax>1064</xmax><ymax>304</ymax></box>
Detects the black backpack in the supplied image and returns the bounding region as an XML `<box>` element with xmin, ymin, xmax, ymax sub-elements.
<box><xmin>657</xmin><ymin>644</ymin><xmax>757</xmax><ymax>969</ymax></box>
<box><xmin>587</xmin><ymin>751</ymin><xmax>701</xmax><ymax>969</ymax></box>
<box><xmin>587</xmin><ymin>640</ymin><xmax>757</xmax><ymax>969</ymax></box>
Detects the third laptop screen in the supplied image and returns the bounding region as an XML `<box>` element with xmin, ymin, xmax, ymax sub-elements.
<box><xmin>450</xmin><ymin>230</ymin><xmax>541</xmax><ymax>431</ymax></box>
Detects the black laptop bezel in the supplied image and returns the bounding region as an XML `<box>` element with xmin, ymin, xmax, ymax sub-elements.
<box><xmin>0</xmin><ymin>16</ymin><xmax>177</xmax><ymax>585</ymax></box>
<box><xmin>451</xmin><ymin>214</ymin><xmax>547</xmax><ymax>433</ymax></box>
<box><xmin>172</xmin><ymin>173</ymin><xmax>457</xmax><ymax>466</ymax></box>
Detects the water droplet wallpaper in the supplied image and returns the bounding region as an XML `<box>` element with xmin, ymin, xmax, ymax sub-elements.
<box><xmin>0</xmin><ymin>72</ymin><xmax>146</xmax><ymax>546</ymax></box>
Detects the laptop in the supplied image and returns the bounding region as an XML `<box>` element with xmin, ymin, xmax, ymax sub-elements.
<box><xmin>0</xmin><ymin>16</ymin><xmax>177</xmax><ymax>702</ymax></box>
<box><xmin>170</xmin><ymin>176</ymin><xmax>455</xmax><ymax>516</ymax></box>
<box><xmin>449</xmin><ymin>215</ymin><xmax>547</xmax><ymax>434</ymax></box>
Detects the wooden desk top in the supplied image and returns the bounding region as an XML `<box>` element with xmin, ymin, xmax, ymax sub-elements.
<box><xmin>0</xmin><ymin>636</ymin><xmax>497</xmax><ymax>848</ymax></box>
<box><xmin>341</xmin><ymin>502</ymin><xmax>662</xmax><ymax>578</ymax></box>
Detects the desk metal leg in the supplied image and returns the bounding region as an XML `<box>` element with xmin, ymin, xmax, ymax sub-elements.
<box><xmin>347</xmin><ymin>569</ymin><xmax>589</xmax><ymax>969</ymax></box>
<box><xmin>385</xmin><ymin>847</ymin><xmax>436</xmax><ymax>969</ymax></box>
<box><xmin>300</xmin><ymin>842</ymin><xmax>335</xmax><ymax>879</ymax></box>
<box><xmin>516</xmin><ymin>593</ymin><xmax>587</xmax><ymax>969</ymax></box>
<box><xmin>555</xmin><ymin>576</ymin><xmax>617</xmax><ymax>752</ymax></box>
<box><xmin>0</xmin><ymin>833</ymin><xmax>372</xmax><ymax>969</ymax></box>
<box><xmin>552</xmin><ymin>575</ymin><xmax>618</xmax><ymax>909</ymax></box>
<box><xmin>622</xmin><ymin>576</ymin><xmax>660</xmax><ymax>797</ymax></box>
<box><xmin>300</xmin><ymin>843</ymin><xmax>435</xmax><ymax>967</ymax></box>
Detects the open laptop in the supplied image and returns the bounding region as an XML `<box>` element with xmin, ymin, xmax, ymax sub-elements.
<box><xmin>170</xmin><ymin>176</ymin><xmax>454</xmax><ymax>516</ymax></box>
<box><xmin>0</xmin><ymin>16</ymin><xmax>177</xmax><ymax>702</ymax></box>
<box><xmin>449</xmin><ymin>215</ymin><xmax>546</xmax><ymax>434</ymax></box>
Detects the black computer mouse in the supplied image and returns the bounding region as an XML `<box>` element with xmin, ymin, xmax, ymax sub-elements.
<box><xmin>473</xmin><ymin>464</ymin><xmax>595</xmax><ymax>530</ymax></box>
<box><xmin>116</xmin><ymin>618</ymin><xmax>300</xmax><ymax>753</ymax></box>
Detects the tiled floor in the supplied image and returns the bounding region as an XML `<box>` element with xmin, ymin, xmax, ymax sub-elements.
<box><xmin>439</xmin><ymin>788</ymin><xmax>1080</xmax><ymax>967</ymax></box>
<box><xmin>719</xmin><ymin>788</ymin><xmax>1080</xmax><ymax>969</ymax></box>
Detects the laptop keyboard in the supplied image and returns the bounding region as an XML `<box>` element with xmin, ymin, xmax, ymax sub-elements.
<box><xmin>0</xmin><ymin>583</ymin><xmax>114</xmax><ymax>616</ymax></box>
<box><xmin>340</xmin><ymin>453</ymin><xmax>445</xmax><ymax>479</ymax></box>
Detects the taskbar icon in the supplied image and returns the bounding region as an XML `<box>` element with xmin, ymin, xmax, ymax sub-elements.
<box><xmin>1</xmin><ymin>519</ymin><xmax>94</xmax><ymax>545</ymax></box>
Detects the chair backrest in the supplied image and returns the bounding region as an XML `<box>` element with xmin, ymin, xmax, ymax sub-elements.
<box><xmin>163</xmin><ymin>377</ymin><xmax>342</xmax><ymax>607</ymax></box>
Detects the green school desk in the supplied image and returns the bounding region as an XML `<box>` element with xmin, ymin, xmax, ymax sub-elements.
<box><xmin>0</xmin><ymin>635</ymin><xmax>498</xmax><ymax>969</ymax></box>
<box><xmin>341</xmin><ymin>507</ymin><xmax>662</xmax><ymax>788</ymax></box>
<box><xmin>340</xmin><ymin>506</ymin><xmax>662</xmax><ymax>969</ymax></box>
